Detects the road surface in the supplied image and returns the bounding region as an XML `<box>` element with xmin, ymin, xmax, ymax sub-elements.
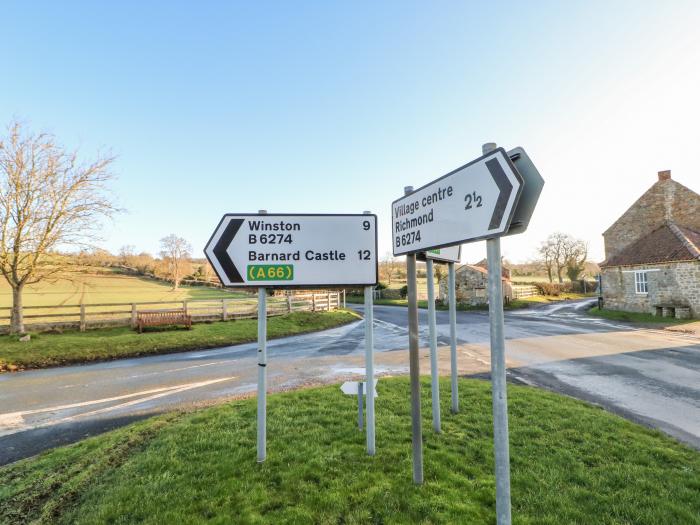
<box><xmin>1</xmin><ymin>300</ymin><xmax>698</xmax><ymax>464</ymax></box>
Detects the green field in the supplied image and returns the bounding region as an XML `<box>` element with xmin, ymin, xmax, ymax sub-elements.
<box><xmin>0</xmin><ymin>270</ymin><xmax>241</xmax><ymax>308</ymax></box>
<box><xmin>1</xmin><ymin>377</ymin><xmax>698</xmax><ymax>524</ymax></box>
<box><xmin>0</xmin><ymin>310</ymin><xmax>360</xmax><ymax>371</ymax></box>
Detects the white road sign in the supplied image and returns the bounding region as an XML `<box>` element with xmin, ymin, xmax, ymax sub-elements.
<box><xmin>205</xmin><ymin>214</ymin><xmax>378</xmax><ymax>287</ymax></box>
<box><xmin>341</xmin><ymin>380</ymin><xmax>378</xmax><ymax>397</ymax></box>
<box><xmin>417</xmin><ymin>245</ymin><xmax>461</xmax><ymax>263</ymax></box>
<box><xmin>392</xmin><ymin>148</ymin><xmax>523</xmax><ymax>255</ymax></box>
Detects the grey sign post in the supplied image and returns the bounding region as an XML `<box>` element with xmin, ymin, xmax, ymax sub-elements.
<box><xmin>205</xmin><ymin>211</ymin><xmax>379</xmax><ymax>463</ymax></box>
<box><xmin>425</xmin><ymin>258</ymin><xmax>440</xmax><ymax>433</ymax></box>
<box><xmin>404</xmin><ymin>186</ymin><xmax>424</xmax><ymax>485</ymax></box>
<box><xmin>392</xmin><ymin>144</ymin><xmax>541</xmax><ymax>521</ymax></box>
<box><xmin>482</xmin><ymin>143</ymin><xmax>512</xmax><ymax>524</ymax></box>
<box><xmin>418</xmin><ymin>245</ymin><xmax>460</xmax><ymax>421</ymax></box>
<box><xmin>448</xmin><ymin>261</ymin><xmax>459</xmax><ymax>413</ymax></box>
<box><xmin>363</xmin><ymin>210</ymin><xmax>376</xmax><ymax>456</ymax></box>
<box><xmin>256</xmin><ymin>210</ymin><xmax>268</xmax><ymax>463</ymax></box>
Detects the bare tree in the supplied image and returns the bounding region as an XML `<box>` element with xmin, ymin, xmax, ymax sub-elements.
<box><xmin>564</xmin><ymin>239</ymin><xmax>588</xmax><ymax>282</ymax></box>
<box><xmin>119</xmin><ymin>245</ymin><xmax>136</xmax><ymax>267</ymax></box>
<box><xmin>538</xmin><ymin>232</ymin><xmax>589</xmax><ymax>284</ymax></box>
<box><xmin>538</xmin><ymin>233</ymin><xmax>569</xmax><ymax>283</ymax></box>
<box><xmin>0</xmin><ymin>121</ymin><xmax>118</xmax><ymax>333</ymax></box>
<box><xmin>159</xmin><ymin>235</ymin><xmax>192</xmax><ymax>290</ymax></box>
<box><xmin>380</xmin><ymin>252</ymin><xmax>399</xmax><ymax>285</ymax></box>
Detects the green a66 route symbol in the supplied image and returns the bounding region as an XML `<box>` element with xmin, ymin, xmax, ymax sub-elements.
<box><xmin>248</xmin><ymin>264</ymin><xmax>294</xmax><ymax>281</ymax></box>
<box><xmin>204</xmin><ymin>214</ymin><xmax>378</xmax><ymax>288</ymax></box>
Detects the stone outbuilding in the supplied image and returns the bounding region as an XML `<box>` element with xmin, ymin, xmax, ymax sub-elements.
<box><xmin>439</xmin><ymin>260</ymin><xmax>513</xmax><ymax>305</ymax></box>
<box><xmin>600</xmin><ymin>170</ymin><xmax>700</xmax><ymax>319</ymax></box>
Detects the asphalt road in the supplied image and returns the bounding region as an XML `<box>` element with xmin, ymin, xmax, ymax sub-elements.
<box><xmin>1</xmin><ymin>299</ymin><xmax>699</xmax><ymax>464</ymax></box>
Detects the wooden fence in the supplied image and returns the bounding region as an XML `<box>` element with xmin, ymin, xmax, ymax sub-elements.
<box><xmin>511</xmin><ymin>285</ymin><xmax>539</xmax><ymax>299</ymax></box>
<box><xmin>0</xmin><ymin>291</ymin><xmax>343</xmax><ymax>334</ymax></box>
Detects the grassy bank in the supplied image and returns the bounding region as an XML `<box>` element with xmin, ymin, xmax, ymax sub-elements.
<box><xmin>346</xmin><ymin>293</ymin><xmax>591</xmax><ymax>311</ymax></box>
<box><xmin>588</xmin><ymin>306</ymin><xmax>692</xmax><ymax>325</ymax></box>
<box><xmin>0</xmin><ymin>310</ymin><xmax>360</xmax><ymax>371</ymax></box>
<box><xmin>1</xmin><ymin>377</ymin><xmax>698</xmax><ymax>524</ymax></box>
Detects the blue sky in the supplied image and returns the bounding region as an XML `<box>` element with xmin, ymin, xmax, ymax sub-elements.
<box><xmin>3</xmin><ymin>1</ymin><xmax>699</xmax><ymax>264</ymax></box>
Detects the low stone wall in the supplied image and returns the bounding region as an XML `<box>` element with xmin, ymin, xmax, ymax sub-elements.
<box><xmin>601</xmin><ymin>261</ymin><xmax>700</xmax><ymax>318</ymax></box>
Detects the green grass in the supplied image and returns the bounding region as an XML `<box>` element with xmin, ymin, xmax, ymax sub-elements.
<box><xmin>1</xmin><ymin>377</ymin><xmax>698</xmax><ymax>524</ymax></box>
<box><xmin>0</xmin><ymin>310</ymin><xmax>360</xmax><ymax>371</ymax></box>
<box><xmin>346</xmin><ymin>293</ymin><xmax>591</xmax><ymax>311</ymax></box>
<box><xmin>588</xmin><ymin>306</ymin><xmax>692</xmax><ymax>325</ymax></box>
<box><xmin>0</xmin><ymin>269</ymin><xmax>242</xmax><ymax>308</ymax></box>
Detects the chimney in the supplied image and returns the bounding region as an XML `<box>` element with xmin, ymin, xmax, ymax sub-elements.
<box><xmin>658</xmin><ymin>170</ymin><xmax>671</xmax><ymax>181</ymax></box>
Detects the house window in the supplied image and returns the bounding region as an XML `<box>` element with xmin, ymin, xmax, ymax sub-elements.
<box><xmin>634</xmin><ymin>271</ymin><xmax>648</xmax><ymax>294</ymax></box>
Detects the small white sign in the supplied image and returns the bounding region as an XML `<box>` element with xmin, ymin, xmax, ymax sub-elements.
<box><xmin>391</xmin><ymin>148</ymin><xmax>523</xmax><ymax>255</ymax></box>
<box><xmin>418</xmin><ymin>245</ymin><xmax>461</xmax><ymax>263</ymax></box>
<box><xmin>205</xmin><ymin>214</ymin><xmax>378</xmax><ymax>287</ymax></box>
<box><xmin>341</xmin><ymin>380</ymin><xmax>378</xmax><ymax>397</ymax></box>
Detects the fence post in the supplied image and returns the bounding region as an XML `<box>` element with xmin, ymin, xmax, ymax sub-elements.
<box><xmin>79</xmin><ymin>304</ymin><xmax>86</xmax><ymax>332</ymax></box>
<box><xmin>222</xmin><ymin>299</ymin><xmax>227</xmax><ymax>321</ymax></box>
<box><xmin>327</xmin><ymin>291</ymin><xmax>332</xmax><ymax>311</ymax></box>
<box><xmin>287</xmin><ymin>295</ymin><xmax>292</xmax><ymax>313</ymax></box>
<box><xmin>131</xmin><ymin>303</ymin><xmax>137</xmax><ymax>328</ymax></box>
<box><xmin>343</xmin><ymin>289</ymin><xmax>346</xmax><ymax>308</ymax></box>
<box><xmin>183</xmin><ymin>300</ymin><xmax>188</xmax><ymax>314</ymax></box>
<box><xmin>312</xmin><ymin>294</ymin><xmax>316</xmax><ymax>312</ymax></box>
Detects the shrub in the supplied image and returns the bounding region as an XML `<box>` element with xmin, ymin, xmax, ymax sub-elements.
<box><xmin>376</xmin><ymin>282</ymin><xmax>388</xmax><ymax>290</ymax></box>
<box><xmin>400</xmin><ymin>285</ymin><xmax>408</xmax><ymax>298</ymax></box>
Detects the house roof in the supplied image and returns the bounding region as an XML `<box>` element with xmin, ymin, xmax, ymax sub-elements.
<box><xmin>600</xmin><ymin>223</ymin><xmax>700</xmax><ymax>267</ymax></box>
<box><xmin>456</xmin><ymin>264</ymin><xmax>510</xmax><ymax>281</ymax></box>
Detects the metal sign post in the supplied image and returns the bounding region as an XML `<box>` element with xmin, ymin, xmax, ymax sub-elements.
<box><xmin>257</xmin><ymin>285</ymin><xmax>267</xmax><ymax>462</ymax></box>
<box><xmin>205</xmin><ymin>212</ymin><xmax>378</xmax><ymax>464</ymax></box>
<box><xmin>358</xmin><ymin>382</ymin><xmax>364</xmax><ymax>430</ymax></box>
<box><xmin>341</xmin><ymin>379</ymin><xmax>378</xmax><ymax>433</ymax></box>
<box><xmin>363</xmin><ymin>209</ymin><xmax>376</xmax><ymax>456</ymax></box>
<box><xmin>256</xmin><ymin>211</ymin><xmax>268</xmax><ymax>463</ymax></box>
<box><xmin>426</xmin><ymin>258</ymin><xmax>441</xmax><ymax>433</ymax></box>
<box><xmin>448</xmin><ymin>261</ymin><xmax>459</xmax><ymax>413</ymax></box>
<box><xmin>483</xmin><ymin>142</ymin><xmax>511</xmax><ymax>525</ymax></box>
<box><xmin>405</xmin><ymin>186</ymin><xmax>424</xmax><ymax>485</ymax></box>
<box><xmin>364</xmin><ymin>287</ymin><xmax>376</xmax><ymax>454</ymax></box>
<box><xmin>418</xmin><ymin>245</ymin><xmax>460</xmax><ymax>421</ymax></box>
<box><xmin>392</xmin><ymin>143</ymin><xmax>542</xmax><ymax>521</ymax></box>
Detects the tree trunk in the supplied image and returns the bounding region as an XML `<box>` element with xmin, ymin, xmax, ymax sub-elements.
<box><xmin>11</xmin><ymin>283</ymin><xmax>24</xmax><ymax>335</ymax></box>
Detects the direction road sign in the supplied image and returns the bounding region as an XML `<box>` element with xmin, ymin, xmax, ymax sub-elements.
<box><xmin>341</xmin><ymin>380</ymin><xmax>378</xmax><ymax>397</ymax></box>
<box><xmin>416</xmin><ymin>244</ymin><xmax>461</xmax><ymax>263</ymax></box>
<box><xmin>505</xmin><ymin>147</ymin><xmax>545</xmax><ymax>236</ymax></box>
<box><xmin>205</xmin><ymin>214</ymin><xmax>378</xmax><ymax>287</ymax></box>
<box><xmin>391</xmin><ymin>148</ymin><xmax>523</xmax><ymax>255</ymax></box>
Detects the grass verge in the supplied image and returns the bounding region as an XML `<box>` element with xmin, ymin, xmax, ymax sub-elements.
<box><xmin>587</xmin><ymin>306</ymin><xmax>692</xmax><ymax>325</ymax></box>
<box><xmin>346</xmin><ymin>294</ymin><xmax>592</xmax><ymax>311</ymax></box>
<box><xmin>0</xmin><ymin>310</ymin><xmax>360</xmax><ymax>371</ymax></box>
<box><xmin>1</xmin><ymin>377</ymin><xmax>698</xmax><ymax>524</ymax></box>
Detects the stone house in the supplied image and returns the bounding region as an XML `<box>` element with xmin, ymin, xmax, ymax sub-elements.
<box><xmin>600</xmin><ymin>170</ymin><xmax>700</xmax><ymax>319</ymax></box>
<box><xmin>439</xmin><ymin>261</ymin><xmax>513</xmax><ymax>305</ymax></box>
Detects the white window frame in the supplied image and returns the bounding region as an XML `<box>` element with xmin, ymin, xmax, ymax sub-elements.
<box><xmin>634</xmin><ymin>271</ymin><xmax>648</xmax><ymax>295</ymax></box>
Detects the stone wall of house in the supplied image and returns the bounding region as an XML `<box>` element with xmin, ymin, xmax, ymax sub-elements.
<box><xmin>439</xmin><ymin>267</ymin><xmax>488</xmax><ymax>304</ymax></box>
<box><xmin>438</xmin><ymin>266</ymin><xmax>513</xmax><ymax>305</ymax></box>
<box><xmin>601</xmin><ymin>261</ymin><xmax>700</xmax><ymax>318</ymax></box>
<box><xmin>603</xmin><ymin>175</ymin><xmax>700</xmax><ymax>260</ymax></box>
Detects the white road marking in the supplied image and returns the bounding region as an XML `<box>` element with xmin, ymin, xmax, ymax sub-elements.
<box><xmin>0</xmin><ymin>377</ymin><xmax>235</xmax><ymax>437</ymax></box>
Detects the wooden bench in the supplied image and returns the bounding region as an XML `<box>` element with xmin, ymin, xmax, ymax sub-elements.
<box><xmin>136</xmin><ymin>309</ymin><xmax>192</xmax><ymax>333</ymax></box>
